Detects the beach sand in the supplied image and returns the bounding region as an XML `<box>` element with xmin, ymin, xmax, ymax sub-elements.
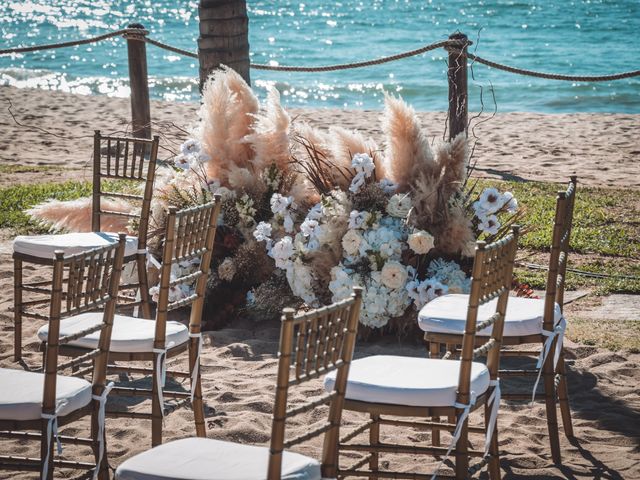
<box><xmin>0</xmin><ymin>85</ymin><xmax>639</xmax><ymax>478</ymax></box>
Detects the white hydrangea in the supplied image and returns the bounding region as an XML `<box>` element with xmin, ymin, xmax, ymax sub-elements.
<box><xmin>270</xmin><ymin>193</ymin><xmax>293</xmax><ymax>215</ymax></box>
<box><xmin>351</xmin><ymin>153</ymin><xmax>375</xmax><ymax>176</ymax></box>
<box><xmin>253</xmin><ymin>221</ymin><xmax>273</xmax><ymax>242</ymax></box>
<box><xmin>329</xmin><ymin>266</ymin><xmax>359</xmax><ymax>302</ymax></box>
<box><xmin>342</xmin><ymin>229</ymin><xmax>364</xmax><ymax>257</ymax></box>
<box><xmin>285</xmin><ymin>259</ymin><xmax>317</xmax><ymax>307</ymax></box>
<box><xmin>269</xmin><ymin>236</ymin><xmax>294</xmax><ymax>269</ymax></box>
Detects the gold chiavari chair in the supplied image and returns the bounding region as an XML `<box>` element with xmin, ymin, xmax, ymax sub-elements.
<box><xmin>37</xmin><ymin>198</ymin><xmax>221</xmax><ymax>447</ymax></box>
<box><xmin>326</xmin><ymin>228</ymin><xmax>519</xmax><ymax>479</ymax></box>
<box><xmin>13</xmin><ymin>131</ymin><xmax>160</xmax><ymax>362</ymax></box>
<box><xmin>421</xmin><ymin>177</ymin><xmax>577</xmax><ymax>463</ymax></box>
<box><xmin>114</xmin><ymin>288</ymin><xmax>363</xmax><ymax>480</ymax></box>
<box><xmin>0</xmin><ymin>235</ymin><xmax>126</xmax><ymax>480</ymax></box>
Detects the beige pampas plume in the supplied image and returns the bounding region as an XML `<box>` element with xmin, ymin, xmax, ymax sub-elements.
<box><xmin>293</xmin><ymin>122</ymin><xmax>331</xmax><ymax>160</ymax></box>
<box><xmin>434</xmin><ymin>203</ymin><xmax>475</xmax><ymax>255</ymax></box>
<box><xmin>381</xmin><ymin>93</ymin><xmax>436</xmax><ymax>191</ymax></box>
<box><xmin>200</xmin><ymin>66</ymin><xmax>258</xmax><ymax>181</ymax></box>
<box><xmin>328</xmin><ymin>126</ymin><xmax>384</xmax><ymax>186</ymax></box>
<box><xmin>244</xmin><ymin>87</ymin><xmax>291</xmax><ymax>173</ymax></box>
<box><xmin>27</xmin><ymin>197</ymin><xmax>134</xmax><ymax>233</ymax></box>
<box><xmin>435</xmin><ymin>132</ymin><xmax>468</xmax><ymax>199</ymax></box>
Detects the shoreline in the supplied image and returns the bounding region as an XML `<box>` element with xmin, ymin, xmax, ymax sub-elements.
<box><xmin>1</xmin><ymin>85</ymin><xmax>639</xmax><ymax>188</ymax></box>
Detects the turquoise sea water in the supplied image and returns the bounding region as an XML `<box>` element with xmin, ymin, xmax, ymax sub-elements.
<box><xmin>1</xmin><ymin>1</ymin><xmax>638</xmax><ymax>112</ymax></box>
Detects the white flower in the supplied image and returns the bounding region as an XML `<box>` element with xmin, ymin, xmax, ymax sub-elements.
<box><xmin>270</xmin><ymin>193</ymin><xmax>293</xmax><ymax>215</ymax></box>
<box><xmin>283</xmin><ymin>213</ymin><xmax>294</xmax><ymax>233</ymax></box>
<box><xmin>300</xmin><ymin>218</ymin><xmax>319</xmax><ymax>237</ymax></box>
<box><xmin>348</xmin><ymin>210</ymin><xmax>369</xmax><ymax>229</ymax></box>
<box><xmin>387</xmin><ymin>193</ymin><xmax>412</xmax><ymax>218</ymax></box>
<box><xmin>270</xmin><ymin>236</ymin><xmax>294</xmax><ymax>269</ymax></box>
<box><xmin>349</xmin><ymin>171</ymin><xmax>366</xmax><ymax>194</ymax></box>
<box><xmin>286</xmin><ymin>259</ymin><xmax>317</xmax><ymax>306</ymax></box>
<box><xmin>253</xmin><ymin>221</ymin><xmax>273</xmax><ymax>242</ymax></box>
<box><xmin>408</xmin><ymin>230</ymin><xmax>435</xmax><ymax>255</ymax></box>
<box><xmin>478</xmin><ymin>188</ymin><xmax>502</xmax><ymax>214</ymax></box>
<box><xmin>473</xmin><ymin>200</ymin><xmax>487</xmax><ymax>221</ymax></box>
<box><xmin>181</xmin><ymin>139</ymin><xmax>202</xmax><ymax>156</ymax></box>
<box><xmin>380</xmin><ymin>261</ymin><xmax>408</xmax><ymax>289</ymax></box>
<box><xmin>236</xmin><ymin>194</ymin><xmax>256</xmax><ymax>227</ymax></box>
<box><xmin>479</xmin><ymin>214</ymin><xmax>500</xmax><ymax>235</ymax></box>
<box><xmin>217</xmin><ymin>258</ymin><xmax>236</xmax><ymax>282</ymax></box>
<box><xmin>329</xmin><ymin>266</ymin><xmax>358</xmax><ymax>301</ymax></box>
<box><xmin>306</xmin><ymin>203</ymin><xmax>323</xmax><ymax>221</ymax></box>
<box><xmin>342</xmin><ymin>229</ymin><xmax>363</xmax><ymax>257</ymax></box>
<box><xmin>174</xmin><ymin>154</ymin><xmax>190</xmax><ymax>170</ymax></box>
<box><xmin>379</xmin><ymin>178</ymin><xmax>397</xmax><ymax>194</ymax></box>
<box><xmin>351</xmin><ymin>153</ymin><xmax>375</xmax><ymax>176</ymax></box>
<box><xmin>502</xmin><ymin>191</ymin><xmax>518</xmax><ymax>213</ymax></box>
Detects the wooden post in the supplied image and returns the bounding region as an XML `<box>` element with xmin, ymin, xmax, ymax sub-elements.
<box><xmin>447</xmin><ymin>32</ymin><xmax>469</xmax><ymax>141</ymax></box>
<box><xmin>125</xmin><ymin>23</ymin><xmax>151</xmax><ymax>139</ymax></box>
<box><xmin>198</xmin><ymin>0</ymin><xmax>251</xmax><ymax>88</ymax></box>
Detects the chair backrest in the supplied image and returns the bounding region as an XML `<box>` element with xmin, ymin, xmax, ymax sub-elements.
<box><xmin>92</xmin><ymin>130</ymin><xmax>160</xmax><ymax>249</ymax></box>
<box><xmin>42</xmin><ymin>235</ymin><xmax>127</xmax><ymax>416</ymax></box>
<box><xmin>456</xmin><ymin>227</ymin><xmax>519</xmax><ymax>407</ymax></box>
<box><xmin>543</xmin><ymin>176</ymin><xmax>577</xmax><ymax>328</ymax></box>
<box><xmin>267</xmin><ymin>287</ymin><xmax>363</xmax><ymax>480</ymax></box>
<box><xmin>152</xmin><ymin>198</ymin><xmax>222</xmax><ymax>349</ymax></box>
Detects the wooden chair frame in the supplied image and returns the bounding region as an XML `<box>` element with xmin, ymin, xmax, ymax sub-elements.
<box><xmin>42</xmin><ymin>198</ymin><xmax>222</xmax><ymax>447</ymax></box>
<box><xmin>0</xmin><ymin>235</ymin><xmax>126</xmax><ymax>480</ymax></box>
<box><xmin>267</xmin><ymin>287</ymin><xmax>362</xmax><ymax>480</ymax></box>
<box><xmin>425</xmin><ymin>176</ymin><xmax>577</xmax><ymax>464</ymax></box>
<box><xmin>14</xmin><ymin>131</ymin><xmax>160</xmax><ymax>362</ymax></box>
<box><xmin>338</xmin><ymin>228</ymin><xmax>519</xmax><ymax>479</ymax></box>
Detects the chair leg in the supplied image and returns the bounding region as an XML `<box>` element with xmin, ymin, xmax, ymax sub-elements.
<box><xmin>91</xmin><ymin>401</ymin><xmax>109</xmax><ymax>480</ymax></box>
<box><xmin>151</xmin><ymin>355</ymin><xmax>163</xmax><ymax>447</ymax></box>
<box><xmin>485</xmin><ymin>403</ymin><xmax>501</xmax><ymax>480</ymax></box>
<box><xmin>429</xmin><ymin>342</ymin><xmax>441</xmax><ymax>446</ymax></box>
<box><xmin>14</xmin><ymin>258</ymin><xmax>23</xmax><ymax>362</ymax></box>
<box><xmin>542</xmin><ymin>352</ymin><xmax>561</xmax><ymax>464</ymax></box>
<box><xmin>189</xmin><ymin>338</ymin><xmax>206</xmax><ymax>438</ymax></box>
<box><xmin>40</xmin><ymin>417</ymin><xmax>54</xmax><ymax>480</ymax></box>
<box><xmin>556</xmin><ymin>351</ymin><xmax>574</xmax><ymax>438</ymax></box>
<box><xmin>369</xmin><ymin>414</ymin><xmax>380</xmax><ymax>478</ymax></box>
<box><xmin>454</xmin><ymin>415</ymin><xmax>470</xmax><ymax>480</ymax></box>
<box><xmin>136</xmin><ymin>253</ymin><xmax>152</xmax><ymax>319</ymax></box>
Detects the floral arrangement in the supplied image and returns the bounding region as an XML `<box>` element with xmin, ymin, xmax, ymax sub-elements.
<box><xmin>27</xmin><ymin>67</ymin><xmax>521</xmax><ymax>336</ymax></box>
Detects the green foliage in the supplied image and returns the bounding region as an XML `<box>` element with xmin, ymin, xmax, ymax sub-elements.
<box><xmin>475</xmin><ymin>180</ymin><xmax>640</xmax><ymax>257</ymax></box>
<box><xmin>0</xmin><ymin>179</ymin><xmax>129</xmax><ymax>234</ymax></box>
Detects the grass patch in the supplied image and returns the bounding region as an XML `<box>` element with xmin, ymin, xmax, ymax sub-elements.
<box><xmin>0</xmin><ymin>180</ymin><xmax>129</xmax><ymax>235</ymax></box>
<box><xmin>474</xmin><ymin>179</ymin><xmax>640</xmax><ymax>258</ymax></box>
<box><xmin>567</xmin><ymin>318</ymin><xmax>640</xmax><ymax>352</ymax></box>
<box><xmin>0</xmin><ymin>164</ymin><xmax>67</xmax><ymax>174</ymax></box>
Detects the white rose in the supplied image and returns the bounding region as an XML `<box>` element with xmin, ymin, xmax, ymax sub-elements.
<box><xmin>387</xmin><ymin>193</ymin><xmax>412</xmax><ymax>218</ymax></box>
<box><xmin>342</xmin><ymin>229</ymin><xmax>363</xmax><ymax>257</ymax></box>
<box><xmin>408</xmin><ymin>230</ymin><xmax>435</xmax><ymax>255</ymax></box>
<box><xmin>380</xmin><ymin>261</ymin><xmax>409</xmax><ymax>290</ymax></box>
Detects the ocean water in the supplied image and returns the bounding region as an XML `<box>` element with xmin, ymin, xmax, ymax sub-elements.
<box><xmin>1</xmin><ymin>0</ymin><xmax>638</xmax><ymax>113</ymax></box>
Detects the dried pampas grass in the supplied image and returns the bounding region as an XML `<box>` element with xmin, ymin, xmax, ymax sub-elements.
<box><xmin>328</xmin><ymin>126</ymin><xmax>382</xmax><ymax>179</ymax></box>
<box><xmin>27</xmin><ymin>197</ymin><xmax>134</xmax><ymax>233</ymax></box>
<box><xmin>200</xmin><ymin>66</ymin><xmax>259</xmax><ymax>181</ymax></box>
<box><xmin>435</xmin><ymin>132</ymin><xmax>468</xmax><ymax>200</ymax></box>
<box><xmin>434</xmin><ymin>203</ymin><xmax>475</xmax><ymax>255</ymax></box>
<box><xmin>381</xmin><ymin>94</ymin><xmax>436</xmax><ymax>191</ymax></box>
<box><xmin>244</xmin><ymin>88</ymin><xmax>291</xmax><ymax>173</ymax></box>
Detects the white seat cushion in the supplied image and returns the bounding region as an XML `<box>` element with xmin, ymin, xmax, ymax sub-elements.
<box><xmin>37</xmin><ymin>313</ymin><xmax>189</xmax><ymax>353</ymax></box>
<box><xmin>13</xmin><ymin>232</ymin><xmax>139</xmax><ymax>259</ymax></box>
<box><xmin>324</xmin><ymin>355</ymin><xmax>490</xmax><ymax>407</ymax></box>
<box><xmin>115</xmin><ymin>437</ymin><xmax>321</xmax><ymax>480</ymax></box>
<box><xmin>418</xmin><ymin>294</ymin><xmax>562</xmax><ymax>337</ymax></box>
<box><xmin>0</xmin><ymin>368</ymin><xmax>92</xmax><ymax>421</ymax></box>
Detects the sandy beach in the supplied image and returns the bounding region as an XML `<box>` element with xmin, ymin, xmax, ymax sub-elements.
<box><xmin>0</xmin><ymin>85</ymin><xmax>639</xmax><ymax>478</ymax></box>
<box><xmin>1</xmin><ymin>85</ymin><xmax>639</xmax><ymax>188</ymax></box>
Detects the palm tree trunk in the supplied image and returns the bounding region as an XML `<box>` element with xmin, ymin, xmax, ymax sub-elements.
<box><xmin>198</xmin><ymin>0</ymin><xmax>250</xmax><ymax>87</ymax></box>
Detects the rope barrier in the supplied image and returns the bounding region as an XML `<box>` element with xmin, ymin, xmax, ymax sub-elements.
<box><xmin>0</xmin><ymin>28</ymin><xmax>140</xmax><ymax>55</ymax></box>
<box><xmin>1</xmin><ymin>28</ymin><xmax>639</xmax><ymax>82</ymax></box>
<box><xmin>466</xmin><ymin>52</ymin><xmax>640</xmax><ymax>82</ymax></box>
